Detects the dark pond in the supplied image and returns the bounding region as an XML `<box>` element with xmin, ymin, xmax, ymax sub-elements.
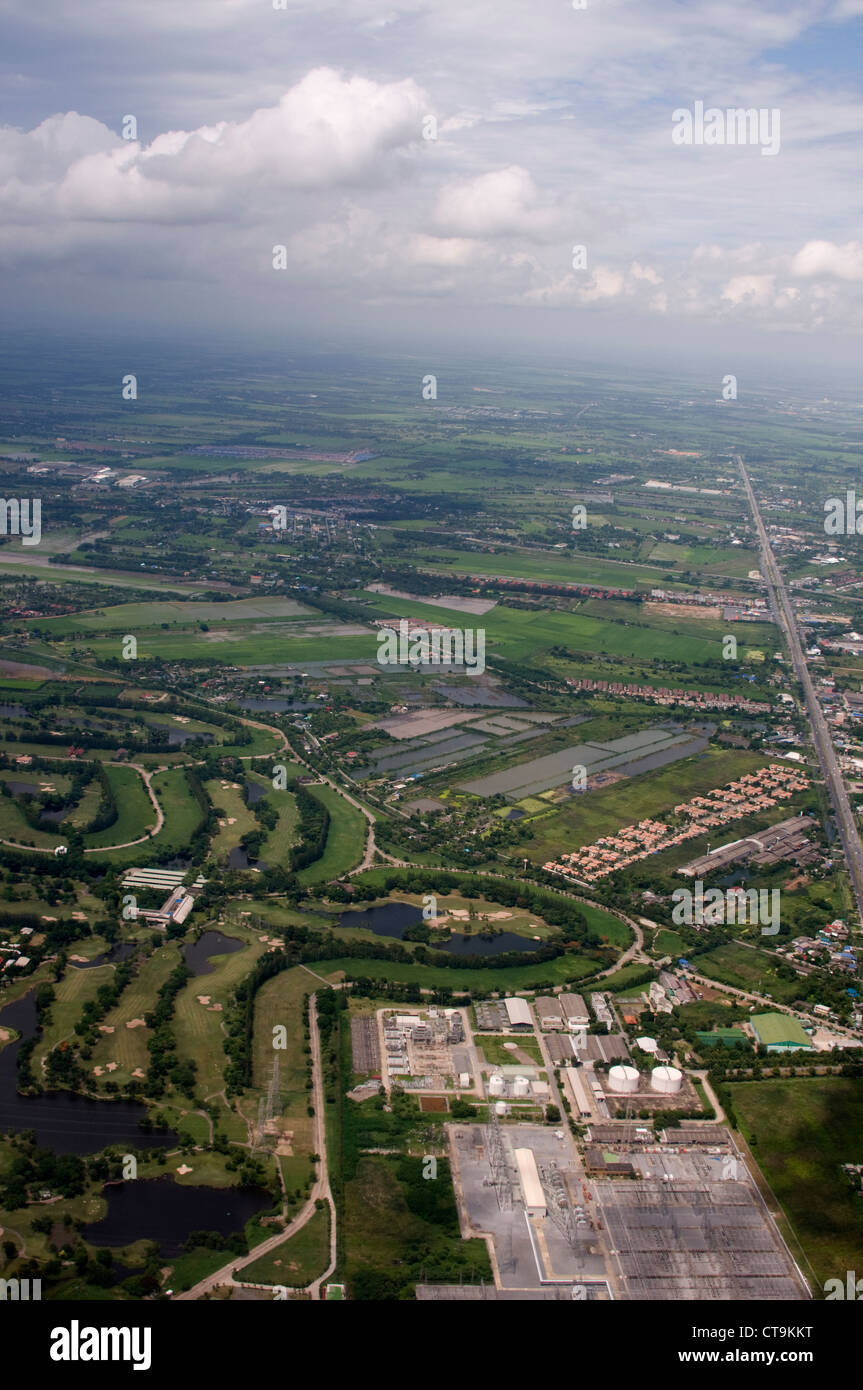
<box><xmin>151</xmin><ymin>724</ymin><xmax>214</xmax><ymax>747</ymax></box>
<box><xmin>6</xmin><ymin>780</ymin><xmax>41</xmax><ymax>796</ymax></box>
<box><xmin>182</xmin><ymin>930</ymin><xmax>244</xmax><ymax>976</ymax></box>
<box><xmin>38</xmin><ymin>806</ymin><xmax>69</xmax><ymax>824</ymax></box>
<box><xmin>83</xmin><ymin>1177</ymin><xmax>271</xmax><ymax>1257</ymax></box>
<box><xmin>339</xmin><ymin>901</ymin><xmax>422</xmax><ymax>939</ymax></box>
<box><xmin>71</xmin><ymin>942</ymin><xmax>136</xmax><ymax>971</ymax></box>
<box><xmin>338</xmin><ymin>902</ymin><xmax>538</xmax><ymax>955</ymax></box>
<box><xmin>245</xmin><ymin>779</ymin><xmax>266</xmax><ymax>806</ymax></box>
<box><xmin>0</xmin><ymin>993</ymin><xmax>177</xmax><ymax>1155</ymax></box>
<box><xmin>0</xmin><ymin>703</ymin><xmax>26</xmax><ymax>717</ymax></box>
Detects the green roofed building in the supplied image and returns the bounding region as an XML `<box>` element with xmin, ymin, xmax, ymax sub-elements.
<box><xmin>696</xmin><ymin>1029</ymin><xmax>748</xmax><ymax>1049</ymax></box>
<box><xmin>750</xmin><ymin>1012</ymin><xmax>814</xmax><ymax>1052</ymax></box>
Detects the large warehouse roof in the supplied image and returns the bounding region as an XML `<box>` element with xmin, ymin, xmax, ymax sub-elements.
<box><xmin>514</xmin><ymin>1147</ymin><xmax>546</xmax><ymax>1215</ymax></box>
<box><xmin>750</xmin><ymin>1012</ymin><xmax>813</xmax><ymax>1049</ymax></box>
<box><xmin>504</xmin><ymin>997</ymin><xmax>532</xmax><ymax>1027</ymax></box>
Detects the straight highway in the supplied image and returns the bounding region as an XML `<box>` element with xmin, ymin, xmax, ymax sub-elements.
<box><xmin>739</xmin><ymin>457</ymin><xmax>863</xmax><ymax>927</ymax></box>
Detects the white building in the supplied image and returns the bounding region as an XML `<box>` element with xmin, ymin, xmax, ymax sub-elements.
<box><xmin>514</xmin><ymin>1148</ymin><xmax>547</xmax><ymax>1217</ymax></box>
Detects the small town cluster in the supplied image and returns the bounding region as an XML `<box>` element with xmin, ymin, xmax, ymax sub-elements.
<box><xmin>545</xmin><ymin>764</ymin><xmax>810</xmax><ymax>884</ymax></box>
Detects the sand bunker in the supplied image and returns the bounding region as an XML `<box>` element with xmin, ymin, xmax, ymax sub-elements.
<box><xmin>126</xmin><ymin>1018</ymin><xmax>146</xmax><ymax>1029</ymax></box>
<box><xmin>98</xmin><ymin>1025</ymin><xmax>115</xmax><ymax>1034</ymax></box>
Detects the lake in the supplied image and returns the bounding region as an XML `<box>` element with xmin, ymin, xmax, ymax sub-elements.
<box><xmin>83</xmin><ymin>1176</ymin><xmax>272</xmax><ymax>1256</ymax></box>
<box><xmin>0</xmin><ymin>992</ymin><xmax>177</xmax><ymax>1155</ymax></box>
<box><xmin>338</xmin><ymin>902</ymin><xmax>539</xmax><ymax>955</ymax></box>
<box><xmin>183</xmin><ymin>930</ymin><xmax>244</xmax><ymax>976</ymax></box>
<box><xmin>71</xmin><ymin>942</ymin><xmax>136</xmax><ymax>971</ymax></box>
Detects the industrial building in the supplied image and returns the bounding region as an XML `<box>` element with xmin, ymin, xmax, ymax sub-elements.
<box><xmin>133</xmin><ymin>886</ymin><xmax>197</xmax><ymax>929</ymax></box>
<box><xmin>559</xmin><ymin>993</ymin><xmax>590</xmax><ymax>1031</ymax></box>
<box><xmin>514</xmin><ymin>1147</ymin><xmax>547</xmax><ymax>1217</ymax></box>
<box><xmin>534</xmin><ymin>996</ymin><xmax>566</xmax><ymax>1030</ymax></box>
<box><xmin>563</xmin><ymin>1066</ymin><xmax>593</xmax><ymax>1118</ymax></box>
<box><xmin>679</xmin><ymin>814</ymin><xmax>818</xmax><ymax>879</ymax></box>
<box><xmin>545</xmin><ymin>1034</ymin><xmax>576</xmax><ymax>1064</ymax></box>
<box><xmin>750</xmin><ymin>1012</ymin><xmax>814</xmax><ymax>1052</ymax></box>
<box><xmin>504</xmin><ymin>997</ymin><xmax>533</xmax><ymax>1031</ymax></box>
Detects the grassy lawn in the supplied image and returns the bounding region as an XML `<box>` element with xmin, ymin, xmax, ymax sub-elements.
<box><xmin>88</xmin><ymin>942</ymin><xmax>182</xmax><ymax>1086</ymax></box>
<box><xmin>84</xmin><ymin>764</ymin><xmax>156</xmax><ymax>849</ymax></box>
<box><xmin>318</xmin><ymin>951</ymin><xmax>599</xmax><ymax>991</ymax></box>
<box><xmin>652</xmin><ymin>928</ymin><xmax>688</xmax><ymax>956</ymax></box>
<box><xmin>251</xmin><ymin>966</ymin><xmax>315</xmax><ymax>1178</ymax></box>
<box><xmin>173</xmin><ymin>927</ymin><xmax>268</xmax><ymax>1102</ymax></box>
<box><xmin>241</xmin><ymin>1205</ymin><xmax>330</xmax><ymax>1287</ymax></box>
<box><xmin>0</xmin><ymin>793</ymin><xmax>62</xmax><ymax>849</ymax></box>
<box><xmin>296</xmin><ymin>785</ymin><xmax>367</xmax><ymax>884</ymax></box>
<box><xmin>93</xmin><ymin>766</ymin><xmax>204</xmax><ymax>864</ymax></box>
<box><xmin>32</xmin><ymin>964</ymin><xmax>117</xmax><ymax>1075</ymax></box>
<box><xmin>730</xmin><ymin>1077</ymin><xmax>863</xmax><ymax>1293</ymax></box>
<box><xmin>696</xmin><ymin>943</ymin><xmax>801</xmax><ymax>1003</ymax></box>
<box><xmin>477</xmin><ymin>1034</ymin><xmax>543</xmax><ymax>1066</ymax></box>
<box><xmin>596</xmin><ymin>962</ymin><xmax>653</xmax><ymax>993</ymax></box>
<box><xmin>206</xmin><ymin>778</ymin><xmax>258</xmax><ymax>860</ymax></box>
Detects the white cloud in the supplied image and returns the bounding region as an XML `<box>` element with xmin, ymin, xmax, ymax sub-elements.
<box><xmin>792</xmin><ymin>240</ymin><xmax>863</xmax><ymax>281</ymax></box>
<box><xmin>434</xmin><ymin>166</ymin><xmax>558</xmax><ymax>239</ymax></box>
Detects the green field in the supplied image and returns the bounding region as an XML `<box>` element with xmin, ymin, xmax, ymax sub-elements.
<box><xmin>696</xmin><ymin>943</ymin><xmax>802</xmax><ymax>1003</ymax></box>
<box><xmin>173</xmin><ymin>928</ymin><xmax>268</xmax><ymax>1105</ymax></box>
<box><xmin>84</xmin><ymin>764</ymin><xmax>156</xmax><ymax>850</ymax></box>
<box><xmin>206</xmin><ymin>778</ymin><xmax>258</xmax><ymax>860</ymax></box>
<box><xmin>730</xmin><ymin>1078</ymin><xmax>863</xmax><ymax>1292</ymax></box>
<box><xmin>89</xmin><ymin>942</ymin><xmax>182</xmax><ymax>1084</ymax></box>
<box><xmin>92</xmin><ymin>766</ymin><xmax>204</xmax><ymax>864</ymax></box>
<box><xmin>240</xmin><ymin>1206</ymin><xmax>330</xmax><ymax>1287</ymax></box>
<box><xmin>251</xmin><ymin>966</ymin><xmax>316</xmax><ymax>1176</ymax></box>
<box><xmin>477</xmin><ymin>1034</ymin><xmax>543</xmax><ymax>1065</ymax></box>
<box><xmin>28</xmin><ymin>596</ymin><xmax>315</xmax><ymax>634</ymax></box>
<box><xmin>296</xmin><ymin>785</ymin><xmax>367</xmax><ymax>884</ymax></box>
<box><xmin>319</xmin><ymin>951</ymin><xmax>600</xmax><ymax>991</ymax></box>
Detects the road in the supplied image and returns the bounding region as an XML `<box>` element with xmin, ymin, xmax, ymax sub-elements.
<box><xmin>740</xmin><ymin>458</ymin><xmax>863</xmax><ymax>927</ymax></box>
<box><xmin>688</xmin><ymin>969</ymin><xmax>860</xmax><ymax>1043</ymax></box>
<box><xmin>174</xmin><ymin>991</ymin><xmax>335</xmax><ymax>1301</ymax></box>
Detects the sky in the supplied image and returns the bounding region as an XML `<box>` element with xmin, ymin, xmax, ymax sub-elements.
<box><xmin>2</xmin><ymin>0</ymin><xmax>863</xmax><ymax>376</ymax></box>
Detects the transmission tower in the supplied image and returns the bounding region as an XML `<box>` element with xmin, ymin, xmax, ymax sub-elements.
<box><xmin>485</xmin><ymin>1109</ymin><xmax>511</xmax><ymax>1212</ymax></box>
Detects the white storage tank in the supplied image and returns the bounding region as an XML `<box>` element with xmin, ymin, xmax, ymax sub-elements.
<box><xmin>512</xmin><ymin>1075</ymin><xmax>531</xmax><ymax>1098</ymax></box>
<box><xmin>651</xmin><ymin>1065</ymin><xmax>683</xmax><ymax>1095</ymax></box>
<box><xmin>608</xmin><ymin>1064</ymin><xmax>640</xmax><ymax>1095</ymax></box>
<box><xmin>488</xmin><ymin>1073</ymin><xmax>505</xmax><ymax>1097</ymax></box>
<box><xmin>494</xmin><ymin>1101</ymin><xmax>508</xmax><ymax>1117</ymax></box>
